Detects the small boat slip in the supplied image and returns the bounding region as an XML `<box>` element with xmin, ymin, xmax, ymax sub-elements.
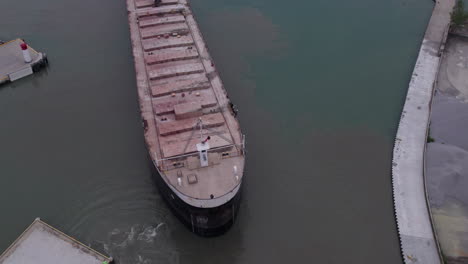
<box><xmin>0</xmin><ymin>218</ymin><xmax>112</xmax><ymax>264</ymax></box>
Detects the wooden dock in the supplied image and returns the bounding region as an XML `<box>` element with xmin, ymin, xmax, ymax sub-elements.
<box><xmin>0</xmin><ymin>39</ymin><xmax>47</xmax><ymax>85</ymax></box>
<box><xmin>0</xmin><ymin>218</ymin><xmax>112</xmax><ymax>264</ymax></box>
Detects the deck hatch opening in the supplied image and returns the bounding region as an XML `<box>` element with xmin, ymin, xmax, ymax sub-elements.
<box><xmin>187</xmin><ymin>173</ymin><xmax>198</xmax><ymax>184</ymax></box>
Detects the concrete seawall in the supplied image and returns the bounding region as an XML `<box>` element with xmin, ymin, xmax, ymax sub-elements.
<box><xmin>392</xmin><ymin>0</ymin><xmax>455</xmax><ymax>263</ymax></box>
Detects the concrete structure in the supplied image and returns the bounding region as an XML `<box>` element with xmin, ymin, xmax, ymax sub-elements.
<box><xmin>426</xmin><ymin>35</ymin><xmax>468</xmax><ymax>263</ymax></box>
<box><xmin>0</xmin><ymin>218</ymin><xmax>112</xmax><ymax>264</ymax></box>
<box><xmin>392</xmin><ymin>0</ymin><xmax>455</xmax><ymax>263</ymax></box>
<box><xmin>451</xmin><ymin>21</ymin><xmax>468</xmax><ymax>38</ymax></box>
<box><xmin>435</xmin><ymin>36</ymin><xmax>468</xmax><ymax>103</ymax></box>
<box><xmin>0</xmin><ymin>39</ymin><xmax>47</xmax><ymax>85</ymax></box>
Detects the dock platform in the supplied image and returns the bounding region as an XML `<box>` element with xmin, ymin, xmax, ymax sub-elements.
<box><xmin>0</xmin><ymin>218</ymin><xmax>112</xmax><ymax>264</ymax></box>
<box><xmin>0</xmin><ymin>39</ymin><xmax>48</xmax><ymax>85</ymax></box>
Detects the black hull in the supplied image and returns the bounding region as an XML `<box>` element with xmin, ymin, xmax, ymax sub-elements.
<box><xmin>152</xmin><ymin>166</ymin><xmax>242</xmax><ymax>237</ymax></box>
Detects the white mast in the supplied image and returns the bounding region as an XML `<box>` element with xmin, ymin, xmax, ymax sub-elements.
<box><xmin>196</xmin><ymin>118</ymin><xmax>210</xmax><ymax>167</ymax></box>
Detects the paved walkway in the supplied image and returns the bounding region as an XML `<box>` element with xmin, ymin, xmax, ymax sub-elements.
<box><xmin>426</xmin><ymin>36</ymin><xmax>468</xmax><ymax>263</ymax></box>
<box><xmin>392</xmin><ymin>0</ymin><xmax>455</xmax><ymax>263</ymax></box>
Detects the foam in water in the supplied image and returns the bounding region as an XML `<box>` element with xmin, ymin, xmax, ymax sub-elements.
<box><xmin>95</xmin><ymin>223</ymin><xmax>177</xmax><ymax>264</ymax></box>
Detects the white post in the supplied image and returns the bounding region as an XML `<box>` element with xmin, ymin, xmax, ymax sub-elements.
<box><xmin>197</xmin><ymin>142</ymin><xmax>210</xmax><ymax>167</ymax></box>
<box><xmin>20</xmin><ymin>42</ymin><xmax>32</xmax><ymax>63</ymax></box>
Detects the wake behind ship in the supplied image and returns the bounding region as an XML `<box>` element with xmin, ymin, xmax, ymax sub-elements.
<box><xmin>126</xmin><ymin>0</ymin><xmax>246</xmax><ymax>236</ymax></box>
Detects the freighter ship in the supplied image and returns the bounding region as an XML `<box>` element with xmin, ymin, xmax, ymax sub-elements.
<box><xmin>126</xmin><ymin>0</ymin><xmax>245</xmax><ymax>236</ymax></box>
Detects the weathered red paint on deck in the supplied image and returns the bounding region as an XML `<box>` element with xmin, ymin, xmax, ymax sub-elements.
<box><xmin>126</xmin><ymin>0</ymin><xmax>245</xmax><ymax>210</ymax></box>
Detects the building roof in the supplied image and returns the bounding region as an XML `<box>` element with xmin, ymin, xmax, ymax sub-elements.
<box><xmin>0</xmin><ymin>218</ymin><xmax>112</xmax><ymax>264</ymax></box>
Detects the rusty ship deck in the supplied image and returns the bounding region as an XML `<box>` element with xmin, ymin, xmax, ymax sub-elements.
<box><xmin>126</xmin><ymin>0</ymin><xmax>245</xmax><ymax>235</ymax></box>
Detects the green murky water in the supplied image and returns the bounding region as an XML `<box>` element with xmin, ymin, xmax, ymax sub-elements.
<box><xmin>0</xmin><ymin>0</ymin><xmax>433</xmax><ymax>263</ymax></box>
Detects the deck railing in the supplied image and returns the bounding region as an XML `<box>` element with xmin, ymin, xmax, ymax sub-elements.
<box><xmin>156</xmin><ymin>139</ymin><xmax>245</xmax><ymax>171</ymax></box>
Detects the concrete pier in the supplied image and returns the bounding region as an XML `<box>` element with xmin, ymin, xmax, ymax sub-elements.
<box><xmin>0</xmin><ymin>39</ymin><xmax>47</xmax><ymax>85</ymax></box>
<box><xmin>0</xmin><ymin>218</ymin><xmax>112</xmax><ymax>264</ymax></box>
<box><xmin>392</xmin><ymin>0</ymin><xmax>455</xmax><ymax>263</ymax></box>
